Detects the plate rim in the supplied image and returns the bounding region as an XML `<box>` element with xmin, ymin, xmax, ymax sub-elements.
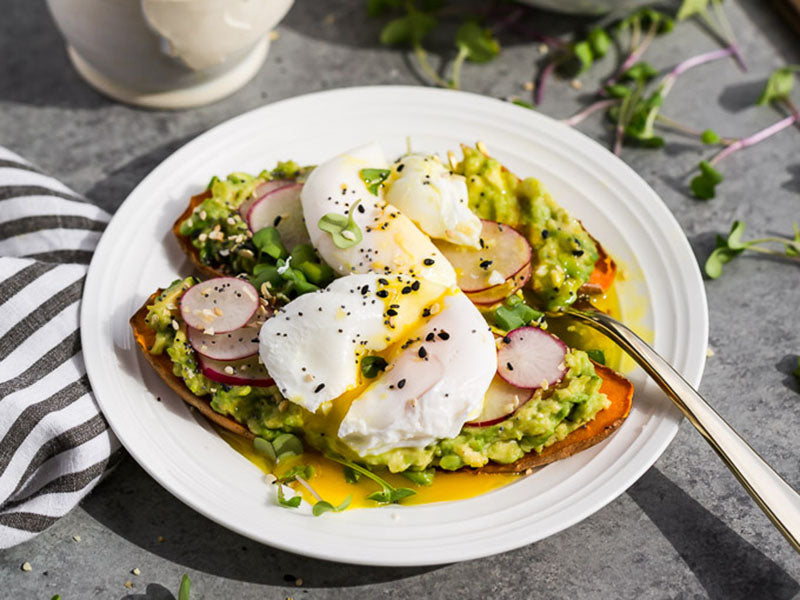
<box><xmin>81</xmin><ymin>85</ymin><xmax>708</xmax><ymax>566</ymax></box>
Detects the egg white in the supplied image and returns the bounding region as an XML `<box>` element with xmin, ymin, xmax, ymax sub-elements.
<box><xmin>300</xmin><ymin>143</ymin><xmax>457</xmax><ymax>287</ymax></box>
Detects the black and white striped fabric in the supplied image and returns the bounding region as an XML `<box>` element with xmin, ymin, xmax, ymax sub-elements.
<box><xmin>0</xmin><ymin>147</ymin><xmax>121</xmax><ymax>548</ymax></box>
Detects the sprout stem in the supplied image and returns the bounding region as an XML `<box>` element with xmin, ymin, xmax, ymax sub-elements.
<box><xmin>604</xmin><ymin>20</ymin><xmax>658</xmax><ymax>91</ymax></box>
<box><xmin>535</xmin><ymin>60</ymin><xmax>556</xmax><ymax>105</ymax></box>
<box><xmin>562</xmin><ymin>99</ymin><xmax>621</xmax><ymax>127</ymax></box>
<box><xmin>413</xmin><ymin>43</ymin><xmax>450</xmax><ymax>89</ymax></box>
<box><xmin>709</xmin><ymin>114</ymin><xmax>798</xmax><ymax>166</ymax></box>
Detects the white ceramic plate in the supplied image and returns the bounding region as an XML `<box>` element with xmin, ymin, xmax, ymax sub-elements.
<box><xmin>81</xmin><ymin>86</ymin><xmax>707</xmax><ymax>566</ymax></box>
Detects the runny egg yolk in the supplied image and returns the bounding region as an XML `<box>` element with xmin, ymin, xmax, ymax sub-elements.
<box><xmin>218</xmin><ymin>429</ymin><xmax>518</xmax><ymax>509</ymax></box>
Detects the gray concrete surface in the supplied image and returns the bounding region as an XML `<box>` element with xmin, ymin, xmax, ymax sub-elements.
<box><xmin>1</xmin><ymin>0</ymin><xmax>799</xmax><ymax>598</ymax></box>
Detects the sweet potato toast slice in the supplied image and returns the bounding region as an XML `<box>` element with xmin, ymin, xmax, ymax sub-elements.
<box><xmin>172</xmin><ymin>190</ymin><xmax>228</xmax><ymax>281</ymax></box>
<box><xmin>130</xmin><ymin>289</ymin><xmax>254</xmax><ymax>440</ymax></box>
<box><xmin>475</xmin><ymin>363</ymin><xmax>633</xmax><ymax>474</ymax></box>
<box><xmin>133</xmin><ymin>288</ymin><xmax>631</xmax><ymax>474</ymax></box>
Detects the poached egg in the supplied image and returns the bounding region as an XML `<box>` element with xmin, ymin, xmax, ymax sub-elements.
<box><xmin>300</xmin><ymin>143</ymin><xmax>457</xmax><ymax>287</ymax></box>
<box><xmin>258</xmin><ymin>273</ymin><xmax>496</xmax><ymax>456</ymax></box>
<box><xmin>384</xmin><ymin>153</ymin><xmax>482</xmax><ymax>248</ymax></box>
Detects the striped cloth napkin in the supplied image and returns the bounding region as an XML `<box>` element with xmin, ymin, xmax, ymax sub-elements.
<box><xmin>0</xmin><ymin>147</ymin><xmax>121</xmax><ymax>548</ymax></box>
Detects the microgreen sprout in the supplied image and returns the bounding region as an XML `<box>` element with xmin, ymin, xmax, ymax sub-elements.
<box><xmin>360</xmin><ymin>168</ymin><xmax>391</xmax><ymax>195</ymax></box>
<box><xmin>312</xmin><ymin>495</ymin><xmax>353</xmax><ymax>516</ymax></box>
<box><xmin>327</xmin><ymin>455</ymin><xmax>416</xmax><ymax>504</ymax></box>
<box><xmin>361</xmin><ymin>355</ymin><xmax>388</xmax><ymax>378</ymax></box>
<box><xmin>690</xmin><ymin>65</ymin><xmax>799</xmax><ymax>198</ymax></box>
<box><xmin>318</xmin><ymin>199</ymin><xmax>363</xmax><ymax>249</ymax></box>
<box><xmin>178</xmin><ymin>574</ymin><xmax>191</xmax><ymax>600</ymax></box>
<box><xmin>705</xmin><ymin>221</ymin><xmax>800</xmax><ymax>279</ymax></box>
<box><xmin>586</xmin><ymin>349</ymin><xmax>606</xmax><ymax>365</ymax></box>
<box><xmin>793</xmin><ymin>357</ymin><xmax>800</xmax><ymax>383</ymax></box>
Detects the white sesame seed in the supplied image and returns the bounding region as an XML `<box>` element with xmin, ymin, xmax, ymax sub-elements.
<box><xmin>21</xmin><ymin>562</ymin><xmax>32</xmax><ymax>572</ymax></box>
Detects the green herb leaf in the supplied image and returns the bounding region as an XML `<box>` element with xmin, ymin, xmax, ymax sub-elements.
<box><xmin>588</xmin><ymin>28</ymin><xmax>611</xmax><ymax>58</ymax></box>
<box><xmin>343</xmin><ymin>465</ymin><xmax>362</xmax><ymax>484</ymax></box>
<box><xmin>313</xmin><ymin>494</ymin><xmax>353</xmax><ymax>516</ymax></box>
<box><xmin>272</xmin><ymin>433</ymin><xmax>304</xmax><ymax>463</ymax></box>
<box><xmin>279</xmin><ymin>463</ymin><xmax>315</xmax><ymax>483</ymax></box>
<box><xmin>621</xmin><ymin>62</ymin><xmax>659</xmax><ymax>85</ymax></box>
<box><xmin>511</xmin><ymin>98</ymin><xmax>535</xmax><ymax>109</ymax></box>
<box><xmin>178</xmin><ymin>574</ymin><xmax>191</xmax><ymax>600</ymax></box>
<box><xmin>318</xmin><ymin>200</ymin><xmax>363</xmax><ymax>249</ymax></box>
<box><xmin>690</xmin><ymin>160</ymin><xmax>724</xmax><ymax>199</ymax></box>
<box><xmin>390</xmin><ymin>488</ymin><xmax>416</xmax><ymax>502</ymax></box>
<box><xmin>704</xmin><ymin>234</ymin><xmax>744</xmax><ymax>279</ymax></box>
<box><xmin>252</xmin><ymin>226</ymin><xmax>288</xmax><ymax>260</ymax></box>
<box><xmin>380</xmin><ymin>13</ymin><xmax>435</xmax><ymax>46</ymax></box>
<box><xmin>361</xmin><ymin>355</ymin><xmax>389</xmax><ymax>378</ymax></box>
<box><xmin>326</xmin><ymin>455</ymin><xmax>416</xmax><ymax>504</ymax></box>
<box><xmin>253</xmin><ymin>437</ymin><xmax>277</xmax><ymax>463</ymax></box>
<box><xmin>312</xmin><ymin>500</ymin><xmax>335</xmax><ymax>516</ymax></box>
<box><xmin>401</xmin><ymin>468</ymin><xmax>435</xmax><ymax>486</ymax></box>
<box><xmin>605</xmin><ymin>84</ymin><xmax>632</xmax><ymax>99</ymax></box>
<box><xmin>455</xmin><ymin>21</ymin><xmax>500</xmax><ymax>64</ymax></box>
<box><xmin>677</xmin><ymin>0</ymin><xmax>710</xmax><ymax>21</ymax></box>
<box><xmin>360</xmin><ymin>168</ymin><xmax>391</xmax><ymax>195</ymax></box>
<box><xmin>572</xmin><ymin>40</ymin><xmax>594</xmax><ymax>74</ymax></box>
<box><xmin>276</xmin><ymin>484</ymin><xmax>302</xmax><ymax>508</ymax></box>
<box><xmin>701</xmin><ymin>129</ymin><xmax>721</xmax><ymax>145</ymax></box>
<box><xmin>726</xmin><ymin>220</ymin><xmax>747</xmax><ymax>250</ymax></box>
<box><xmin>757</xmin><ymin>65</ymin><xmax>800</xmax><ymax>106</ymax></box>
<box><xmin>586</xmin><ymin>349</ymin><xmax>606</xmax><ymax>365</ymax></box>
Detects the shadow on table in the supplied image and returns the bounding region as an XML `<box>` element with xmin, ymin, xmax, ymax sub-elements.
<box><xmin>82</xmin><ymin>456</ymin><xmax>440</xmax><ymax>589</ymax></box>
<box><xmin>84</xmin><ymin>134</ymin><xmax>202</xmax><ymax>214</ymax></box>
<box><xmin>0</xmin><ymin>0</ymin><xmax>108</xmax><ymax>110</ymax></box>
<box><xmin>627</xmin><ymin>468</ymin><xmax>799</xmax><ymax>600</ymax></box>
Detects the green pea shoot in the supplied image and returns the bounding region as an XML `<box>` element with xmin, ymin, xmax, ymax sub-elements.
<box><xmin>705</xmin><ymin>221</ymin><xmax>800</xmax><ymax>279</ymax></box>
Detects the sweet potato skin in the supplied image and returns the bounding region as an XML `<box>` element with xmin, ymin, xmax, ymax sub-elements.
<box><xmin>130</xmin><ymin>289</ymin><xmax>254</xmax><ymax>440</ymax></box>
<box><xmin>132</xmin><ymin>290</ymin><xmax>632</xmax><ymax>474</ymax></box>
<box><xmin>475</xmin><ymin>363</ymin><xmax>633</xmax><ymax>474</ymax></box>
<box><xmin>172</xmin><ymin>190</ymin><xmax>228</xmax><ymax>280</ymax></box>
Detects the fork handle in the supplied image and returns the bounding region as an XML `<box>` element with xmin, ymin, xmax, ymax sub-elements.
<box><xmin>568</xmin><ymin>308</ymin><xmax>800</xmax><ymax>553</ymax></box>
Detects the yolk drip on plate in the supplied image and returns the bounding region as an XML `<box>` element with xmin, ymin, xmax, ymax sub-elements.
<box><xmin>218</xmin><ymin>429</ymin><xmax>518</xmax><ymax>509</ymax></box>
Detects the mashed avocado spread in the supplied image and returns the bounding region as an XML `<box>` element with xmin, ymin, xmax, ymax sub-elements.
<box><xmin>456</xmin><ymin>145</ymin><xmax>599</xmax><ymax>310</ymax></box>
<box><xmin>146</xmin><ymin>279</ymin><xmax>609</xmax><ymax>473</ymax></box>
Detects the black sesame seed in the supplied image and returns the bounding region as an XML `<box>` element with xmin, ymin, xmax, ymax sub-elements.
<box><xmin>376</xmin><ymin>290</ymin><xmax>389</xmax><ymax>298</ymax></box>
<box><xmin>423</xmin><ymin>258</ymin><xmax>435</xmax><ymax>266</ymax></box>
<box><xmin>506</xmin><ymin>362</ymin><xmax>514</xmax><ymax>371</ymax></box>
<box><xmin>314</xmin><ymin>383</ymin><xmax>325</xmax><ymax>393</ymax></box>
<box><xmin>360</xmin><ymin>285</ymin><xmax>369</xmax><ymax>294</ymax></box>
<box><xmin>438</xmin><ymin>331</ymin><xmax>450</xmax><ymax>340</ymax></box>
<box><xmin>542</xmin><ymin>229</ymin><xmax>550</xmax><ymax>239</ymax></box>
<box><xmin>411</xmin><ymin>280</ymin><xmax>421</xmax><ymax>291</ymax></box>
<box><xmin>479</xmin><ymin>259</ymin><xmax>493</xmax><ymax>270</ymax></box>
<box><xmin>401</xmin><ymin>286</ymin><xmax>412</xmax><ymax>294</ymax></box>
<box><xmin>572</xmin><ymin>250</ymin><xmax>584</xmax><ymax>257</ymax></box>
<box><xmin>426</xmin><ymin>332</ymin><xmax>435</xmax><ymax>342</ymax></box>
<box><xmin>418</xmin><ymin>346</ymin><xmax>427</xmax><ymax>359</ymax></box>
<box><xmin>503</xmin><ymin>335</ymin><xmax>512</xmax><ymax>344</ymax></box>
<box><xmin>397</xmin><ymin>163</ymin><xmax>405</xmax><ymax>172</ymax></box>
<box><xmin>397</xmin><ymin>378</ymin><xmax>406</xmax><ymax>389</ymax></box>
<box><xmin>386</xmin><ymin>308</ymin><xmax>398</xmax><ymax>316</ymax></box>
<box><xmin>357</xmin><ymin>204</ymin><xmax>365</xmax><ymax>213</ymax></box>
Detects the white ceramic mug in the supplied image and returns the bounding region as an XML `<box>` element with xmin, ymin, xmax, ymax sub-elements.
<box><xmin>46</xmin><ymin>0</ymin><xmax>294</xmax><ymax>109</ymax></box>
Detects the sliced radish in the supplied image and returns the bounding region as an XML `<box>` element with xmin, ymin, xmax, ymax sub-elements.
<box><xmin>180</xmin><ymin>277</ymin><xmax>259</xmax><ymax>334</ymax></box>
<box><xmin>497</xmin><ymin>326</ymin><xmax>567</xmax><ymax>390</ymax></box>
<box><xmin>247</xmin><ymin>183</ymin><xmax>309</xmax><ymax>250</ymax></box>
<box><xmin>466</xmin><ymin>375</ymin><xmax>534</xmax><ymax>427</ymax></box>
<box><xmin>238</xmin><ymin>180</ymin><xmax>293</xmax><ymax>221</ymax></box>
<box><xmin>436</xmin><ymin>220</ymin><xmax>532</xmax><ymax>293</ymax></box>
<box><xmin>188</xmin><ymin>324</ymin><xmax>261</xmax><ymax>362</ymax></box>
<box><xmin>466</xmin><ymin>262</ymin><xmax>532</xmax><ymax>306</ymax></box>
<box><xmin>199</xmin><ymin>354</ymin><xmax>275</xmax><ymax>387</ymax></box>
